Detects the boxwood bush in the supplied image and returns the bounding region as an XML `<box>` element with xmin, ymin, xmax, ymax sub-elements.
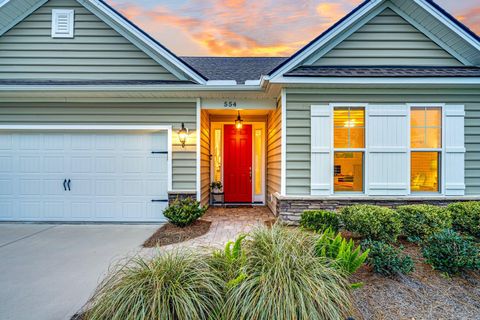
<box><xmin>361</xmin><ymin>240</ymin><xmax>414</xmax><ymax>276</ymax></box>
<box><xmin>163</xmin><ymin>197</ymin><xmax>208</xmax><ymax>227</ymax></box>
<box><xmin>447</xmin><ymin>202</ymin><xmax>480</xmax><ymax>238</ymax></box>
<box><xmin>397</xmin><ymin>204</ymin><xmax>451</xmax><ymax>241</ymax></box>
<box><xmin>300</xmin><ymin>210</ymin><xmax>340</xmax><ymax>232</ymax></box>
<box><xmin>422</xmin><ymin>229</ymin><xmax>480</xmax><ymax>275</ymax></box>
<box><xmin>341</xmin><ymin>205</ymin><xmax>402</xmax><ymax>242</ymax></box>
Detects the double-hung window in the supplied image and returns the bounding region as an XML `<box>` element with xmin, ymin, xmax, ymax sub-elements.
<box><xmin>333</xmin><ymin>107</ymin><xmax>365</xmax><ymax>192</ymax></box>
<box><xmin>410</xmin><ymin>107</ymin><xmax>442</xmax><ymax>193</ymax></box>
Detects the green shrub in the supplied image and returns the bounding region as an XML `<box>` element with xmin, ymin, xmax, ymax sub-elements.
<box><xmin>314</xmin><ymin>228</ymin><xmax>369</xmax><ymax>275</ymax></box>
<box><xmin>300</xmin><ymin>210</ymin><xmax>340</xmax><ymax>232</ymax></box>
<box><xmin>223</xmin><ymin>224</ymin><xmax>352</xmax><ymax>320</ymax></box>
<box><xmin>84</xmin><ymin>251</ymin><xmax>223</xmax><ymax>320</ymax></box>
<box><xmin>163</xmin><ymin>197</ymin><xmax>207</xmax><ymax>227</ymax></box>
<box><xmin>397</xmin><ymin>204</ymin><xmax>452</xmax><ymax>240</ymax></box>
<box><xmin>341</xmin><ymin>205</ymin><xmax>402</xmax><ymax>242</ymax></box>
<box><xmin>422</xmin><ymin>229</ymin><xmax>480</xmax><ymax>275</ymax></box>
<box><xmin>361</xmin><ymin>240</ymin><xmax>414</xmax><ymax>276</ymax></box>
<box><xmin>448</xmin><ymin>202</ymin><xmax>480</xmax><ymax>238</ymax></box>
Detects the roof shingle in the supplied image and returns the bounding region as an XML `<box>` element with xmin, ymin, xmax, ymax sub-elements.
<box><xmin>180</xmin><ymin>57</ymin><xmax>288</xmax><ymax>83</ymax></box>
<box><xmin>284</xmin><ymin>66</ymin><xmax>480</xmax><ymax>77</ymax></box>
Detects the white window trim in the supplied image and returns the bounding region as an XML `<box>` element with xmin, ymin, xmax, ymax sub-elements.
<box><xmin>0</xmin><ymin>124</ymin><xmax>173</xmax><ymax>192</ymax></box>
<box><xmin>330</xmin><ymin>103</ymin><xmax>369</xmax><ymax>195</ymax></box>
<box><xmin>407</xmin><ymin>103</ymin><xmax>446</xmax><ymax>195</ymax></box>
<box><xmin>51</xmin><ymin>9</ymin><xmax>74</xmax><ymax>38</ymax></box>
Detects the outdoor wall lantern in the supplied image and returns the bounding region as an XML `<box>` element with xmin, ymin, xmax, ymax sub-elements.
<box><xmin>177</xmin><ymin>122</ymin><xmax>189</xmax><ymax>148</ymax></box>
<box><xmin>235</xmin><ymin>111</ymin><xmax>244</xmax><ymax>129</ymax></box>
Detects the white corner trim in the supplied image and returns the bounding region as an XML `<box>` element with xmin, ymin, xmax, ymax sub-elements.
<box><xmin>196</xmin><ymin>98</ymin><xmax>202</xmax><ymax>201</ymax></box>
<box><xmin>280</xmin><ymin>88</ymin><xmax>287</xmax><ymax>196</ymax></box>
<box><xmin>206</xmin><ymin>80</ymin><xmax>238</xmax><ymax>85</ymax></box>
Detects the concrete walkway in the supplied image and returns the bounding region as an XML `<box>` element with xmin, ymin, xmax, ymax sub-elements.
<box><xmin>0</xmin><ymin>224</ymin><xmax>158</xmax><ymax>320</ymax></box>
<box><xmin>160</xmin><ymin>206</ymin><xmax>276</xmax><ymax>250</ymax></box>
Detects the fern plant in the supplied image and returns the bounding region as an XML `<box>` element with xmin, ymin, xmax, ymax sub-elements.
<box><xmin>210</xmin><ymin>234</ymin><xmax>247</xmax><ymax>289</ymax></box>
<box><xmin>315</xmin><ymin>228</ymin><xmax>369</xmax><ymax>275</ymax></box>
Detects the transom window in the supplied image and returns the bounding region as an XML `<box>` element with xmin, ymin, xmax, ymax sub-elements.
<box><xmin>410</xmin><ymin>107</ymin><xmax>442</xmax><ymax>193</ymax></box>
<box><xmin>333</xmin><ymin>107</ymin><xmax>365</xmax><ymax>192</ymax></box>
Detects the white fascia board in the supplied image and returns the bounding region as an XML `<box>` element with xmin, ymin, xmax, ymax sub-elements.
<box><xmin>244</xmin><ymin>80</ymin><xmax>261</xmax><ymax>85</ymax></box>
<box><xmin>206</xmin><ymin>80</ymin><xmax>237</xmax><ymax>85</ymax></box>
<box><xmin>78</xmin><ymin>0</ymin><xmax>207</xmax><ymax>84</ymax></box>
<box><xmin>415</xmin><ymin>0</ymin><xmax>480</xmax><ymax>51</ymax></box>
<box><xmin>270</xmin><ymin>77</ymin><xmax>480</xmax><ymax>85</ymax></box>
<box><xmin>0</xmin><ymin>84</ymin><xmax>264</xmax><ymax>92</ymax></box>
<box><xmin>268</xmin><ymin>0</ymin><xmax>383</xmax><ymax>80</ymax></box>
<box><xmin>0</xmin><ymin>0</ymin><xmax>48</xmax><ymax>36</ymax></box>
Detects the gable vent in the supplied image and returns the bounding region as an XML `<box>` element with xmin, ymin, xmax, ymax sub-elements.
<box><xmin>51</xmin><ymin>9</ymin><xmax>74</xmax><ymax>38</ymax></box>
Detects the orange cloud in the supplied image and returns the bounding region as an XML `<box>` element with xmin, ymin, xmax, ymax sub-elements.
<box><xmin>316</xmin><ymin>3</ymin><xmax>346</xmax><ymax>22</ymax></box>
<box><xmin>456</xmin><ymin>7</ymin><xmax>480</xmax><ymax>34</ymax></box>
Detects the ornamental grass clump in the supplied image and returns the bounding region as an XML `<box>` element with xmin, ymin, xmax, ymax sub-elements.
<box><xmin>222</xmin><ymin>224</ymin><xmax>352</xmax><ymax>320</ymax></box>
<box><xmin>397</xmin><ymin>204</ymin><xmax>452</xmax><ymax>241</ymax></box>
<box><xmin>84</xmin><ymin>250</ymin><xmax>223</xmax><ymax>320</ymax></box>
<box><xmin>341</xmin><ymin>205</ymin><xmax>402</xmax><ymax>242</ymax></box>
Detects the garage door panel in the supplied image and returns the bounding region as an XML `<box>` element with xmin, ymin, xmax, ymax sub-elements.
<box><xmin>95</xmin><ymin>157</ymin><xmax>117</xmax><ymax>173</ymax></box>
<box><xmin>45</xmin><ymin>201</ymin><xmax>68</xmax><ymax>219</ymax></box>
<box><xmin>0</xmin><ymin>131</ymin><xmax>168</xmax><ymax>222</ymax></box>
<box><xmin>95</xmin><ymin>201</ymin><xmax>118</xmax><ymax>219</ymax></box>
<box><xmin>71</xmin><ymin>156</ymin><xmax>93</xmax><ymax>174</ymax></box>
<box><xmin>0</xmin><ymin>179</ymin><xmax>13</xmax><ymax>195</ymax></box>
<box><xmin>95</xmin><ymin>179</ymin><xmax>117</xmax><ymax>196</ymax></box>
<box><xmin>20</xmin><ymin>156</ymin><xmax>42</xmax><ymax>173</ymax></box>
<box><xmin>0</xmin><ymin>134</ymin><xmax>12</xmax><ymax>149</ymax></box>
<box><xmin>44</xmin><ymin>156</ymin><xmax>66</xmax><ymax>173</ymax></box>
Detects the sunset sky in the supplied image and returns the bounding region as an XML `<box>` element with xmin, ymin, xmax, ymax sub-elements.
<box><xmin>106</xmin><ymin>0</ymin><xmax>480</xmax><ymax>57</ymax></box>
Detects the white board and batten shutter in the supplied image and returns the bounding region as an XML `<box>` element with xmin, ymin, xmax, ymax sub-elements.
<box><xmin>444</xmin><ymin>105</ymin><xmax>466</xmax><ymax>196</ymax></box>
<box><xmin>367</xmin><ymin>105</ymin><xmax>409</xmax><ymax>196</ymax></box>
<box><xmin>52</xmin><ymin>9</ymin><xmax>74</xmax><ymax>38</ymax></box>
<box><xmin>311</xmin><ymin>105</ymin><xmax>332</xmax><ymax>195</ymax></box>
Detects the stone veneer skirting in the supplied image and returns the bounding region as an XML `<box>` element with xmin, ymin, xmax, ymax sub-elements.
<box><xmin>273</xmin><ymin>193</ymin><xmax>480</xmax><ymax>224</ymax></box>
<box><xmin>168</xmin><ymin>191</ymin><xmax>197</xmax><ymax>205</ymax></box>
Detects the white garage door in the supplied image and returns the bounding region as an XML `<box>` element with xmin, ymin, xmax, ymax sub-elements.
<box><xmin>0</xmin><ymin>130</ymin><xmax>169</xmax><ymax>222</ymax></box>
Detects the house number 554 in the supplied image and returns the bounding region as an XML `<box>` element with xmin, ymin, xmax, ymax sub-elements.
<box><xmin>224</xmin><ymin>101</ymin><xmax>237</xmax><ymax>108</ymax></box>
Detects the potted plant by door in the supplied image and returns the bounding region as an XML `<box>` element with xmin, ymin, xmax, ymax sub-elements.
<box><xmin>210</xmin><ymin>181</ymin><xmax>224</xmax><ymax>205</ymax></box>
<box><xmin>210</xmin><ymin>181</ymin><xmax>223</xmax><ymax>193</ymax></box>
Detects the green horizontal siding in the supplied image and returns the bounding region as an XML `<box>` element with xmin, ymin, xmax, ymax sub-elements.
<box><xmin>0</xmin><ymin>101</ymin><xmax>197</xmax><ymax>190</ymax></box>
<box><xmin>311</xmin><ymin>9</ymin><xmax>462</xmax><ymax>67</ymax></box>
<box><xmin>285</xmin><ymin>88</ymin><xmax>480</xmax><ymax>196</ymax></box>
<box><xmin>0</xmin><ymin>0</ymin><xmax>179</xmax><ymax>81</ymax></box>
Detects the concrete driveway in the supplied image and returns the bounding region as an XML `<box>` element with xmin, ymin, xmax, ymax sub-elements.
<box><xmin>0</xmin><ymin>223</ymin><xmax>159</xmax><ymax>320</ymax></box>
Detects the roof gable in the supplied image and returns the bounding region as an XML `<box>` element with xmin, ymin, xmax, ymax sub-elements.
<box><xmin>269</xmin><ymin>0</ymin><xmax>480</xmax><ymax>79</ymax></box>
<box><xmin>0</xmin><ymin>0</ymin><xmax>206</xmax><ymax>83</ymax></box>
<box><xmin>308</xmin><ymin>8</ymin><xmax>462</xmax><ymax>67</ymax></box>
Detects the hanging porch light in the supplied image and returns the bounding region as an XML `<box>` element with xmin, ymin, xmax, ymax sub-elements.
<box><xmin>235</xmin><ymin>111</ymin><xmax>243</xmax><ymax>129</ymax></box>
<box><xmin>177</xmin><ymin>122</ymin><xmax>189</xmax><ymax>148</ymax></box>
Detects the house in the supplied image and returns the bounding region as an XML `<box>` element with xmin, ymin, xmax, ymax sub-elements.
<box><xmin>0</xmin><ymin>0</ymin><xmax>479</xmax><ymax>223</ymax></box>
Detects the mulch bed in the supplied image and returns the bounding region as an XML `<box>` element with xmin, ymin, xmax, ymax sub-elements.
<box><xmin>349</xmin><ymin>239</ymin><xmax>480</xmax><ymax>320</ymax></box>
<box><xmin>143</xmin><ymin>220</ymin><xmax>212</xmax><ymax>247</ymax></box>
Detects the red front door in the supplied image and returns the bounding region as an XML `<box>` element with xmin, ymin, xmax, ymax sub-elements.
<box><xmin>224</xmin><ymin>124</ymin><xmax>252</xmax><ymax>203</ymax></box>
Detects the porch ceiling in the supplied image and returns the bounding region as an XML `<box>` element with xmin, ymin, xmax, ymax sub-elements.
<box><xmin>206</xmin><ymin>109</ymin><xmax>271</xmax><ymax>116</ymax></box>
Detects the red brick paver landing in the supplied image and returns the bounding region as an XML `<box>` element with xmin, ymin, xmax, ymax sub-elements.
<box><xmin>163</xmin><ymin>206</ymin><xmax>275</xmax><ymax>250</ymax></box>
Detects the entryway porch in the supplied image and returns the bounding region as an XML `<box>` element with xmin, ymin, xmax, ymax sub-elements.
<box><xmin>199</xmin><ymin>107</ymin><xmax>282</xmax><ymax>214</ymax></box>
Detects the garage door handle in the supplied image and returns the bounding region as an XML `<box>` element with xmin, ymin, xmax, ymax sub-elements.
<box><xmin>63</xmin><ymin>179</ymin><xmax>67</xmax><ymax>191</ymax></box>
<box><xmin>67</xmin><ymin>179</ymin><xmax>71</xmax><ymax>191</ymax></box>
